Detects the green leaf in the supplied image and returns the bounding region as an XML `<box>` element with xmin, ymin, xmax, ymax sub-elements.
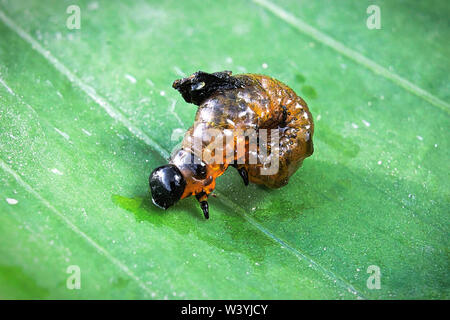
<box><xmin>0</xmin><ymin>0</ymin><xmax>448</xmax><ymax>299</ymax></box>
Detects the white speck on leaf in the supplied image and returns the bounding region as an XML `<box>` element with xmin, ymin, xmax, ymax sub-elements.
<box><xmin>362</xmin><ymin>120</ymin><xmax>371</xmax><ymax>127</ymax></box>
<box><xmin>237</xmin><ymin>66</ymin><xmax>247</xmax><ymax>73</ymax></box>
<box><xmin>262</xmin><ymin>63</ymin><xmax>268</xmax><ymax>69</ymax></box>
<box><xmin>171</xmin><ymin>128</ymin><xmax>184</xmax><ymax>142</ymax></box>
<box><xmin>173</xmin><ymin>66</ymin><xmax>186</xmax><ymax>77</ymax></box>
<box><xmin>139</xmin><ymin>97</ymin><xmax>151</xmax><ymax>106</ymax></box>
<box><xmin>6</xmin><ymin>198</ymin><xmax>18</xmax><ymax>205</ymax></box>
<box><xmin>351</xmin><ymin>123</ymin><xmax>359</xmax><ymax>129</ymax></box>
<box><xmin>417</xmin><ymin>135</ymin><xmax>423</xmax><ymax>141</ymax></box>
<box><xmin>125</xmin><ymin>74</ymin><xmax>137</xmax><ymax>84</ymax></box>
<box><xmin>51</xmin><ymin>168</ymin><xmax>63</xmax><ymax>175</ymax></box>
<box><xmin>82</xmin><ymin>128</ymin><xmax>92</xmax><ymax>136</ymax></box>
<box><xmin>54</xmin><ymin>128</ymin><xmax>70</xmax><ymax>140</ymax></box>
<box><xmin>116</xmin><ymin>133</ymin><xmax>125</xmax><ymax>140</ymax></box>
<box><xmin>88</xmin><ymin>1</ymin><xmax>99</xmax><ymax>10</ymax></box>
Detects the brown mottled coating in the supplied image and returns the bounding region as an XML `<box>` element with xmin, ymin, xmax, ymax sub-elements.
<box><xmin>171</xmin><ymin>72</ymin><xmax>314</xmax><ymax>201</ymax></box>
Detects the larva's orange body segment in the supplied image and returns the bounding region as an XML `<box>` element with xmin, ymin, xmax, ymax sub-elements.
<box><xmin>149</xmin><ymin>71</ymin><xmax>314</xmax><ymax>219</ymax></box>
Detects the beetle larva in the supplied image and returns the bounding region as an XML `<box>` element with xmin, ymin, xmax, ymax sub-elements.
<box><xmin>149</xmin><ymin>71</ymin><xmax>314</xmax><ymax>219</ymax></box>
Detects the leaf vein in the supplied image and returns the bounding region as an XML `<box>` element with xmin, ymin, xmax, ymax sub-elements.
<box><xmin>252</xmin><ymin>0</ymin><xmax>450</xmax><ymax>113</ymax></box>
<box><xmin>0</xmin><ymin>159</ymin><xmax>154</xmax><ymax>296</ymax></box>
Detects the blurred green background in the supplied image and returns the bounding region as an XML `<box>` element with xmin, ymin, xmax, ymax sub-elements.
<box><xmin>0</xmin><ymin>0</ymin><xmax>448</xmax><ymax>299</ymax></box>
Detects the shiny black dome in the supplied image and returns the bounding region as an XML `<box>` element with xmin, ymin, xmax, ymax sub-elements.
<box><xmin>149</xmin><ymin>165</ymin><xmax>186</xmax><ymax>209</ymax></box>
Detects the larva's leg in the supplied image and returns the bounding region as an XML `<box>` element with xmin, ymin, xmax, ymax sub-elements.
<box><xmin>230</xmin><ymin>164</ymin><xmax>249</xmax><ymax>186</ymax></box>
<box><xmin>195</xmin><ymin>192</ymin><xmax>209</xmax><ymax>219</ymax></box>
<box><xmin>200</xmin><ymin>201</ymin><xmax>209</xmax><ymax>220</ymax></box>
<box><xmin>237</xmin><ymin>167</ymin><xmax>249</xmax><ymax>186</ymax></box>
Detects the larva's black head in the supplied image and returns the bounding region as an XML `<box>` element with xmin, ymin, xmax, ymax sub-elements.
<box><xmin>149</xmin><ymin>165</ymin><xmax>186</xmax><ymax>210</ymax></box>
<box><xmin>172</xmin><ymin>71</ymin><xmax>244</xmax><ymax>106</ymax></box>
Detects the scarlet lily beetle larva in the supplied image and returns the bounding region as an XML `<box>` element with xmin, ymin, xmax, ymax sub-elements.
<box><xmin>149</xmin><ymin>71</ymin><xmax>314</xmax><ymax>219</ymax></box>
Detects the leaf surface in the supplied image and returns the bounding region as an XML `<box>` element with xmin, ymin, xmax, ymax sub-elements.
<box><xmin>0</xmin><ymin>0</ymin><xmax>448</xmax><ymax>299</ymax></box>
